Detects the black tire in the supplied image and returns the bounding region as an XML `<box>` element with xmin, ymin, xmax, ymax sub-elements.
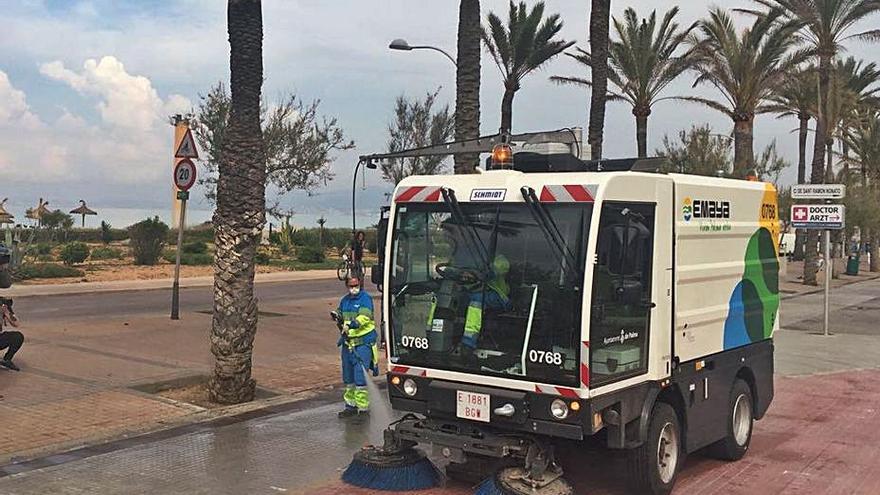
<box><xmin>708</xmin><ymin>379</ymin><xmax>753</xmax><ymax>461</ymax></box>
<box><xmin>627</xmin><ymin>402</ymin><xmax>681</xmax><ymax>495</ymax></box>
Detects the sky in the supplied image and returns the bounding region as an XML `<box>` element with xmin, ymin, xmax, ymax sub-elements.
<box><xmin>0</xmin><ymin>0</ymin><xmax>877</xmax><ymax>228</ymax></box>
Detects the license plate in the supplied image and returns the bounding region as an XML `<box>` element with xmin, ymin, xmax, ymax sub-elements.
<box><xmin>456</xmin><ymin>391</ymin><xmax>490</xmax><ymax>423</ymax></box>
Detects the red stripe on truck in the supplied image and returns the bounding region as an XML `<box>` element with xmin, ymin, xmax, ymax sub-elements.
<box><xmin>395</xmin><ymin>186</ymin><xmax>425</xmax><ymax>202</ymax></box>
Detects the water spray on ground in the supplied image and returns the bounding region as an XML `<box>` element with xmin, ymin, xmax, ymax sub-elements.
<box><xmin>362</xmin><ymin>365</ymin><xmax>394</xmax><ymax>446</ymax></box>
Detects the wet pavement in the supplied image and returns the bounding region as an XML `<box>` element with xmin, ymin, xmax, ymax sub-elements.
<box><xmin>1</xmin><ymin>278</ymin><xmax>878</xmax><ymax>494</ymax></box>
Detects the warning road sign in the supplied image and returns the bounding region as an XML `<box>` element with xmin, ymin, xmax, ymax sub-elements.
<box><xmin>791</xmin><ymin>204</ymin><xmax>845</xmax><ymax>229</ymax></box>
<box><xmin>175</xmin><ymin>128</ymin><xmax>199</xmax><ymax>159</ymax></box>
<box><xmin>174</xmin><ymin>159</ymin><xmax>197</xmax><ymax>191</ymax></box>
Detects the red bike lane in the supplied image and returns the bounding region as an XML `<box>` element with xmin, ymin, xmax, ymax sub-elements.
<box><xmin>303</xmin><ymin>368</ymin><xmax>880</xmax><ymax>495</ymax></box>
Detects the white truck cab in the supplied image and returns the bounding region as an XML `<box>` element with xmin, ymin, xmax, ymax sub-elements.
<box><xmin>371</xmin><ymin>143</ymin><xmax>779</xmax><ymax>495</ymax></box>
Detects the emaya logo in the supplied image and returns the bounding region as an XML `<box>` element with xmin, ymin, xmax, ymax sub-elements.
<box><xmin>682</xmin><ymin>197</ymin><xmax>693</xmax><ymax>221</ymax></box>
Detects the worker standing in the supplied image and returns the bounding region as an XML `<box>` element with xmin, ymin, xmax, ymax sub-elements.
<box><xmin>336</xmin><ymin>277</ymin><xmax>378</xmax><ymax>418</ymax></box>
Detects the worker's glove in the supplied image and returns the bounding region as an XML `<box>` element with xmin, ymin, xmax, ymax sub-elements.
<box><xmin>342</xmin><ymin>323</ymin><xmax>350</xmax><ymax>333</ymax></box>
<box><xmin>348</xmin><ymin>319</ymin><xmax>360</xmax><ymax>329</ymax></box>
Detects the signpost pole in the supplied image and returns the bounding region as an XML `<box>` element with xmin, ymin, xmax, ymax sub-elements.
<box><xmin>171</xmin><ymin>196</ymin><xmax>187</xmax><ymax>320</ymax></box>
<box><xmin>823</xmin><ymin>229</ymin><xmax>831</xmax><ymax>336</ymax></box>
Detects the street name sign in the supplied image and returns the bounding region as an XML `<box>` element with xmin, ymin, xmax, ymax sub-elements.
<box><xmin>791</xmin><ymin>184</ymin><xmax>845</xmax><ymax>199</ymax></box>
<box><xmin>791</xmin><ymin>204</ymin><xmax>845</xmax><ymax>229</ymax></box>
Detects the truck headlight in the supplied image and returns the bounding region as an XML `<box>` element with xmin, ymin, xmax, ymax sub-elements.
<box><xmin>403</xmin><ymin>378</ymin><xmax>418</xmax><ymax>397</ymax></box>
<box><xmin>550</xmin><ymin>399</ymin><xmax>569</xmax><ymax>420</ymax></box>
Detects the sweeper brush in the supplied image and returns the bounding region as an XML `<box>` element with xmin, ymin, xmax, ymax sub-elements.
<box><xmin>342</xmin><ymin>426</ymin><xmax>444</xmax><ymax>491</ymax></box>
<box><xmin>473</xmin><ymin>467</ymin><xmax>573</xmax><ymax>495</ymax></box>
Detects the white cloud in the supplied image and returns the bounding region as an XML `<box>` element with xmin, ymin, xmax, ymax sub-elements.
<box><xmin>0</xmin><ymin>71</ymin><xmax>42</xmax><ymax>130</ymax></box>
<box><xmin>40</xmin><ymin>56</ymin><xmax>189</xmax><ymax>131</ymax></box>
<box><xmin>0</xmin><ymin>61</ymin><xmax>192</xmax><ymax>187</ymax></box>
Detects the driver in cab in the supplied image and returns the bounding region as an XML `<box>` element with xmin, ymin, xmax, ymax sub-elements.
<box><xmin>461</xmin><ymin>254</ymin><xmax>512</xmax><ymax>349</ymax></box>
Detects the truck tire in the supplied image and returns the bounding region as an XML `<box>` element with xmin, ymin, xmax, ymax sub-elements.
<box><xmin>708</xmin><ymin>378</ymin><xmax>753</xmax><ymax>461</ymax></box>
<box><xmin>627</xmin><ymin>402</ymin><xmax>681</xmax><ymax>495</ymax></box>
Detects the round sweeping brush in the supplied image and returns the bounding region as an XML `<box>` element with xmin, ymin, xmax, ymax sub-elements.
<box><xmin>473</xmin><ymin>468</ymin><xmax>573</xmax><ymax>495</ymax></box>
<box><xmin>342</xmin><ymin>445</ymin><xmax>444</xmax><ymax>491</ymax></box>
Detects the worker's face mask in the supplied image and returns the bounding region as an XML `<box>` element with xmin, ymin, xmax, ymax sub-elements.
<box><xmin>349</xmin><ymin>286</ymin><xmax>360</xmax><ymax>296</ymax></box>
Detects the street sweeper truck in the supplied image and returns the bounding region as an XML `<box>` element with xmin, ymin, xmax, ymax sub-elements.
<box><xmin>344</xmin><ymin>130</ymin><xmax>779</xmax><ymax>495</ymax></box>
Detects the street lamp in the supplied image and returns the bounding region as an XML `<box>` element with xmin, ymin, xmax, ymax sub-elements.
<box><xmin>352</xmin><ymin>159</ymin><xmax>378</xmax><ymax>234</ymax></box>
<box><xmin>389</xmin><ymin>38</ymin><xmax>457</xmax><ymax>67</ymax></box>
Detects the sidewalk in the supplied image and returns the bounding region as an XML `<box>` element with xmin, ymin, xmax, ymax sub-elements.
<box><xmin>779</xmin><ymin>257</ymin><xmax>879</xmax><ymax>298</ymax></box>
<box><xmin>0</xmin><ymin>279</ymin><xmax>355</xmax><ymax>465</ymax></box>
<box><xmin>4</xmin><ymin>269</ymin><xmax>338</xmax><ymax>297</ymax></box>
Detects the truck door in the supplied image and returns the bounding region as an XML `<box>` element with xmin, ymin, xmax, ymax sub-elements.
<box><xmin>589</xmin><ymin>201</ymin><xmax>656</xmax><ymax>387</ymax></box>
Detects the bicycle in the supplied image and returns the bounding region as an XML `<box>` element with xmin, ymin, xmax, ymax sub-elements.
<box><xmin>336</xmin><ymin>252</ymin><xmax>364</xmax><ymax>281</ymax></box>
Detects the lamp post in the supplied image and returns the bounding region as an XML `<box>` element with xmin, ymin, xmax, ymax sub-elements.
<box><xmin>352</xmin><ymin>159</ymin><xmax>378</xmax><ymax>234</ymax></box>
<box><xmin>389</xmin><ymin>38</ymin><xmax>457</xmax><ymax>67</ymax></box>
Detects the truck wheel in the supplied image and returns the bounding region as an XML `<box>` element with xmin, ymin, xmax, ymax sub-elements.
<box><xmin>627</xmin><ymin>402</ymin><xmax>681</xmax><ymax>495</ymax></box>
<box><xmin>709</xmin><ymin>379</ymin><xmax>753</xmax><ymax>461</ymax></box>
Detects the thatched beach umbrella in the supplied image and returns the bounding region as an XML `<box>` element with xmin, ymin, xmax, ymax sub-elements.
<box><xmin>0</xmin><ymin>199</ymin><xmax>13</xmax><ymax>225</ymax></box>
<box><xmin>25</xmin><ymin>198</ymin><xmax>50</xmax><ymax>226</ymax></box>
<box><xmin>69</xmin><ymin>200</ymin><xmax>97</xmax><ymax>227</ymax></box>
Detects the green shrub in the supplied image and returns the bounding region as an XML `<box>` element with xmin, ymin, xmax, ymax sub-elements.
<box><xmin>182</xmin><ymin>241</ymin><xmax>208</xmax><ymax>254</ymax></box>
<box><xmin>35</xmin><ymin>243</ymin><xmax>53</xmax><ymax>255</ymax></box>
<box><xmin>297</xmin><ymin>244</ymin><xmax>325</xmax><ymax>263</ymax></box>
<box><xmin>255</xmin><ymin>250</ymin><xmax>271</xmax><ymax>265</ymax></box>
<box><xmin>129</xmin><ymin>217</ymin><xmax>169</xmax><ymax>265</ymax></box>
<box><xmin>59</xmin><ymin>242</ymin><xmax>90</xmax><ymax>265</ymax></box>
<box><xmin>36</xmin><ymin>254</ymin><xmax>55</xmax><ymax>262</ymax></box>
<box><xmin>16</xmin><ymin>263</ymin><xmax>84</xmax><ymax>280</ymax></box>
<box><xmin>91</xmin><ymin>246</ymin><xmax>124</xmax><ymax>260</ymax></box>
<box><xmin>100</xmin><ymin>221</ymin><xmax>113</xmax><ymax>244</ymax></box>
<box><xmin>162</xmin><ymin>250</ymin><xmax>214</xmax><ymax>266</ymax></box>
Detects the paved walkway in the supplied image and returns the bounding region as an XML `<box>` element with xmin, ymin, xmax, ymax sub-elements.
<box><xmin>0</xmin><ymin>278</ymin><xmax>877</xmax><ymax>494</ymax></box>
<box><xmin>0</xmin><ymin>280</ymin><xmax>880</xmax><ymax>494</ymax></box>
<box><xmin>0</xmin><ymin>277</ymin><xmax>355</xmax><ymax>464</ymax></box>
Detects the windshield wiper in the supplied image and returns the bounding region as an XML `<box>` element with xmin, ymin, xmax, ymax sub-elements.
<box><xmin>440</xmin><ymin>187</ymin><xmax>492</xmax><ymax>277</ymax></box>
<box><xmin>520</xmin><ymin>186</ymin><xmax>582</xmax><ymax>284</ymax></box>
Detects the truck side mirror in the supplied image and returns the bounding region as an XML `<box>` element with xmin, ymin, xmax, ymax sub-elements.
<box><xmin>373</xmin><ymin>213</ymin><xmax>389</xmax><ymax>290</ymax></box>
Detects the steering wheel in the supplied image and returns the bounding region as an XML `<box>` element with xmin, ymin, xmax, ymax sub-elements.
<box><xmin>435</xmin><ymin>263</ymin><xmax>483</xmax><ymax>284</ymax></box>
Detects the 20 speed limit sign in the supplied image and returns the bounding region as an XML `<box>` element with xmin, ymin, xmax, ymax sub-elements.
<box><xmin>174</xmin><ymin>159</ymin><xmax>197</xmax><ymax>191</ymax></box>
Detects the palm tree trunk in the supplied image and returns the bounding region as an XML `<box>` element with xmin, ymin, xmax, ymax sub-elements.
<box><xmin>454</xmin><ymin>0</ymin><xmax>481</xmax><ymax>174</ymax></box>
<box><xmin>825</xmin><ymin>139</ymin><xmax>834</xmax><ymax>183</ymax></box>
<box><xmin>732</xmin><ymin>117</ymin><xmax>753</xmax><ymax>178</ymax></box>
<box><xmin>793</xmin><ymin>115</ymin><xmax>809</xmax><ymax>260</ymax></box>
<box><xmin>633</xmin><ymin>108</ymin><xmax>649</xmax><ymax>158</ymax></box>
<box><xmin>588</xmin><ymin>0</ymin><xmax>611</xmax><ymax>159</ymax></box>
<box><xmin>500</xmin><ymin>86</ymin><xmax>515</xmax><ymax>134</ymax></box>
<box><xmin>871</xmin><ymin>230</ymin><xmax>879</xmax><ymax>273</ymax></box>
<box><xmin>804</xmin><ymin>55</ymin><xmax>831</xmax><ymax>286</ymax></box>
<box><xmin>210</xmin><ymin>0</ymin><xmax>266</xmax><ymax>405</ymax></box>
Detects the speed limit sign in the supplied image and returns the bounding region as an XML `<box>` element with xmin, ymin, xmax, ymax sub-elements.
<box><xmin>174</xmin><ymin>159</ymin><xmax>197</xmax><ymax>191</ymax></box>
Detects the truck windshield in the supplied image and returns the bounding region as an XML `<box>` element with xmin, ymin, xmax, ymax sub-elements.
<box><xmin>389</xmin><ymin>201</ymin><xmax>591</xmax><ymax>387</ymax></box>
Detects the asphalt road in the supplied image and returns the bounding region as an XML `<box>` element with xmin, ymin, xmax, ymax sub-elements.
<box><xmin>11</xmin><ymin>278</ymin><xmax>346</xmax><ymax>322</ymax></box>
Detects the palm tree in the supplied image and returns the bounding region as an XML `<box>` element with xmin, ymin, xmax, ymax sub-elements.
<box><xmin>841</xmin><ymin>106</ymin><xmax>880</xmax><ymax>271</ymax></box>
<box><xmin>588</xmin><ymin>0</ymin><xmax>611</xmax><ymax>159</ymax></box>
<box><xmin>826</xmin><ymin>57</ymin><xmax>880</xmax><ymax>181</ymax></box>
<box><xmin>552</xmin><ymin>7</ymin><xmax>696</xmax><ymax>158</ymax></box>
<box><xmin>684</xmin><ymin>8</ymin><xmax>805</xmax><ymax>178</ymax></box>
<box><xmin>483</xmin><ymin>1</ymin><xmax>574</xmax><ymax>133</ymax></box>
<box><xmin>766</xmin><ymin>67</ymin><xmax>817</xmax><ymax>185</ymax></box>
<box><xmin>209</xmin><ymin>0</ymin><xmax>266</xmax><ymax>405</ymax></box>
<box><xmin>317</xmin><ymin>216</ymin><xmax>327</xmax><ymax>247</ymax></box>
<box><xmin>454</xmin><ymin>0</ymin><xmax>481</xmax><ymax>174</ymax></box>
<box><xmin>765</xmin><ymin>66</ymin><xmax>816</xmax><ymax>260</ymax></box>
<box><xmin>747</xmin><ymin>0</ymin><xmax>880</xmax><ymax>285</ymax></box>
